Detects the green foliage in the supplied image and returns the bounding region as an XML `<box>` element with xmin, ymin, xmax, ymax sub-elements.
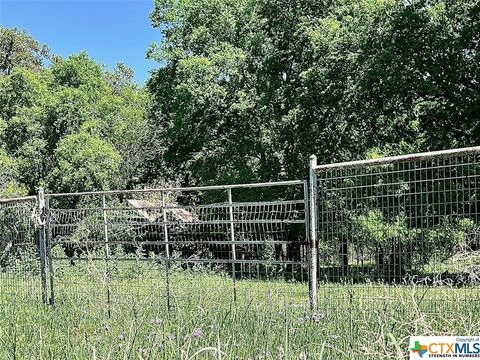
<box><xmin>350</xmin><ymin>210</ymin><xmax>418</xmax><ymax>277</ymax></box>
<box><xmin>51</xmin><ymin>52</ymin><xmax>106</xmax><ymax>94</ymax></box>
<box><xmin>350</xmin><ymin>210</ymin><xmax>477</xmax><ymax>277</ymax></box>
<box><xmin>0</xmin><ymin>27</ymin><xmax>50</xmax><ymax>75</ymax></box>
<box><xmin>1</xmin><ymin>243</ymin><xmax>39</xmax><ymax>274</ymax></box>
<box><xmin>425</xmin><ymin>217</ymin><xmax>476</xmax><ymax>259</ymax></box>
<box><xmin>48</xmin><ymin>132</ymin><xmax>122</xmax><ymax>193</ymax></box>
<box><xmin>103</xmin><ymin>62</ymin><xmax>136</xmax><ymax>95</ymax></box>
<box><xmin>352</xmin><ymin>210</ymin><xmax>417</xmax><ymax>249</ymax></box>
<box><xmin>0</xmin><ymin>152</ymin><xmax>28</xmax><ymax>197</ymax></box>
<box><xmin>0</xmin><ymin>41</ymin><xmax>151</xmax><ymax>194</ymax></box>
<box><xmin>3</xmin><ymin>2</ymin><xmax>480</xmax><ymax>194</ymax></box>
<box><xmin>147</xmin><ymin>0</ymin><xmax>480</xmax><ymax>186</ymax></box>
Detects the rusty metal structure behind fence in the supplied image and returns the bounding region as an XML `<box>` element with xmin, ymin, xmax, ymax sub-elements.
<box><xmin>309</xmin><ymin>146</ymin><xmax>480</xmax><ymax>316</ymax></box>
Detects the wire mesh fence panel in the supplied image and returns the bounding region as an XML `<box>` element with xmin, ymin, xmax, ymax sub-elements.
<box><xmin>314</xmin><ymin>149</ymin><xmax>480</xmax><ymax>318</ymax></box>
<box><xmin>0</xmin><ymin>197</ymin><xmax>41</xmax><ymax>303</ymax></box>
<box><xmin>46</xmin><ymin>194</ymin><xmax>108</xmax><ymax>311</ymax></box>
<box><xmin>44</xmin><ymin>181</ymin><xmax>309</xmax><ymax>314</ymax></box>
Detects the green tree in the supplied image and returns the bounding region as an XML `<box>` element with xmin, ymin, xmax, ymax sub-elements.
<box><xmin>146</xmin><ymin>0</ymin><xmax>480</xmax><ymax>187</ymax></box>
<box><xmin>0</xmin><ymin>27</ymin><xmax>50</xmax><ymax>75</ymax></box>
<box><xmin>103</xmin><ymin>62</ymin><xmax>136</xmax><ymax>95</ymax></box>
<box><xmin>47</xmin><ymin>132</ymin><xmax>122</xmax><ymax>193</ymax></box>
<box><xmin>0</xmin><ymin>152</ymin><xmax>27</xmax><ymax>198</ymax></box>
<box><xmin>0</xmin><ymin>35</ymin><xmax>151</xmax><ymax>195</ymax></box>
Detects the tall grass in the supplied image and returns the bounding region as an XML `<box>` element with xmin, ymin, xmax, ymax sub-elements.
<box><xmin>1</xmin><ymin>267</ymin><xmax>479</xmax><ymax>359</ymax></box>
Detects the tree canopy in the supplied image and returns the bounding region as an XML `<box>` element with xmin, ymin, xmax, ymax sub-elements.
<box><xmin>0</xmin><ymin>27</ymin><xmax>50</xmax><ymax>75</ymax></box>
<box><xmin>0</xmin><ymin>37</ymin><xmax>152</xmax><ymax>196</ymax></box>
<box><xmin>146</xmin><ymin>0</ymin><xmax>480</xmax><ymax>186</ymax></box>
<box><xmin>1</xmin><ymin>0</ymin><xmax>480</xmax><ymax>196</ymax></box>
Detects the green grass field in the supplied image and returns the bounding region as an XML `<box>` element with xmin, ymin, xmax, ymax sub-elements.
<box><xmin>1</xmin><ymin>262</ymin><xmax>479</xmax><ymax>359</ymax></box>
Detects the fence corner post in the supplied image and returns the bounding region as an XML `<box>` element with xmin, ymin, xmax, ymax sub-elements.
<box><xmin>37</xmin><ymin>188</ymin><xmax>48</xmax><ymax>305</ymax></box>
<box><xmin>227</xmin><ymin>188</ymin><xmax>237</xmax><ymax>303</ymax></box>
<box><xmin>102</xmin><ymin>194</ymin><xmax>112</xmax><ymax>318</ymax></box>
<box><xmin>161</xmin><ymin>190</ymin><xmax>171</xmax><ymax>311</ymax></box>
<box><xmin>308</xmin><ymin>155</ymin><xmax>318</xmax><ymax>312</ymax></box>
<box><xmin>45</xmin><ymin>196</ymin><xmax>55</xmax><ymax>305</ymax></box>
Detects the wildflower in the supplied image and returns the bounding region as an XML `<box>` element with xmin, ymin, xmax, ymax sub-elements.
<box><xmin>299</xmin><ymin>351</ymin><xmax>307</xmax><ymax>360</ymax></box>
<box><xmin>168</xmin><ymin>334</ymin><xmax>176</xmax><ymax>341</ymax></box>
<box><xmin>311</xmin><ymin>313</ymin><xmax>324</xmax><ymax>324</ymax></box>
<box><xmin>117</xmin><ymin>334</ymin><xmax>125</xmax><ymax>341</ymax></box>
<box><xmin>150</xmin><ymin>318</ymin><xmax>163</xmax><ymax>325</ymax></box>
<box><xmin>298</xmin><ymin>317</ymin><xmax>305</xmax><ymax>324</ymax></box>
<box><xmin>192</xmin><ymin>327</ymin><xmax>202</xmax><ymax>338</ymax></box>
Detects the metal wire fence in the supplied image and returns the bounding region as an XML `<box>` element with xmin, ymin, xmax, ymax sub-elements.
<box><xmin>0</xmin><ymin>196</ymin><xmax>41</xmax><ymax>302</ymax></box>
<box><xmin>2</xmin><ymin>147</ymin><xmax>480</xmax><ymax>317</ymax></box>
<box><xmin>4</xmin><ymin>181</ymin><xmax>310</xmax><ymax>313</ymax></box>
<box><xmin>310</xmin><ymin>147</ymin><xmax>480</xmax><ymax>316</ymax></box>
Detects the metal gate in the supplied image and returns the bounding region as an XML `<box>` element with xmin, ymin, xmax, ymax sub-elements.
<box><xmin>7</xmin><ymin>181</ymin><xmax>310</xmax><ymax>312</ymax></box>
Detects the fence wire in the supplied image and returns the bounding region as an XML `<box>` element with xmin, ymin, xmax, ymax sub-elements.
<box><xmin>2</xmin><ymin>147</ymin><xmax>480</xmax><ymax>321</ymax></box>
<box><xmin>42</xmin><ymin>182</ymin><xmax>309</xmax><ymax>313</ymax></box>
<box><xmin>0</xmin><ymin>197</ymin><xmax>40</xmax><ymax>302</ymax></box>
<box><xmin>314</xmin><ymin>150</ymin><xmax>480</xmax><ymax>316</ymax></box>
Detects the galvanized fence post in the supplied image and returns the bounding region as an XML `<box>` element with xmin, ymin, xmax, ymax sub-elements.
<box><xmin>45</xmin><ymin>197</ymin><xmax>55</xmax><ymax>305</ymax></box>
<box><xmin>102</xmin><ymin>194</ymin><xmax>111</xmax><ymax>317</ymax></box>
<box><xmin>309</xmin><ymin>156</ymin><xmax>318</xmax><ymax>312</ymax></box>
<box><xmin>228</xmin><ymin>188</ymin><xmax>237</xmax><ymax>302</ymax></box>
<box><xmin>161</xmin><ymin>191</ymin><xmax>171</xmax><ymax>311</ymax></box>
<box><xmin>37</xmin><ymin>188</ymin><xmax>48</xmax><ymax>305</ymax></box>
<box><xmin>303</xmin><ymin>180</ymin><xmax>310</xmax><ymax>295</ymax></box>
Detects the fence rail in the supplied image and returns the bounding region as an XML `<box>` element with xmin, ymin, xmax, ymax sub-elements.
<box><xmin>45</xmin><ymin>180</ymin><xmax>305</xmax><ymax>197</ymax></box>
<box><xmin>313</xmin><ymin>146</ymin><xmax>480</xmax><ymax>171</ymax></box>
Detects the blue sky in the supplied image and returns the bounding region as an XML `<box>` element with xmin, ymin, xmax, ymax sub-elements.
<box><xmin>0</xmin><ymin>0</ymin><xmax>162</xmax><ymax>84</ymax></box>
